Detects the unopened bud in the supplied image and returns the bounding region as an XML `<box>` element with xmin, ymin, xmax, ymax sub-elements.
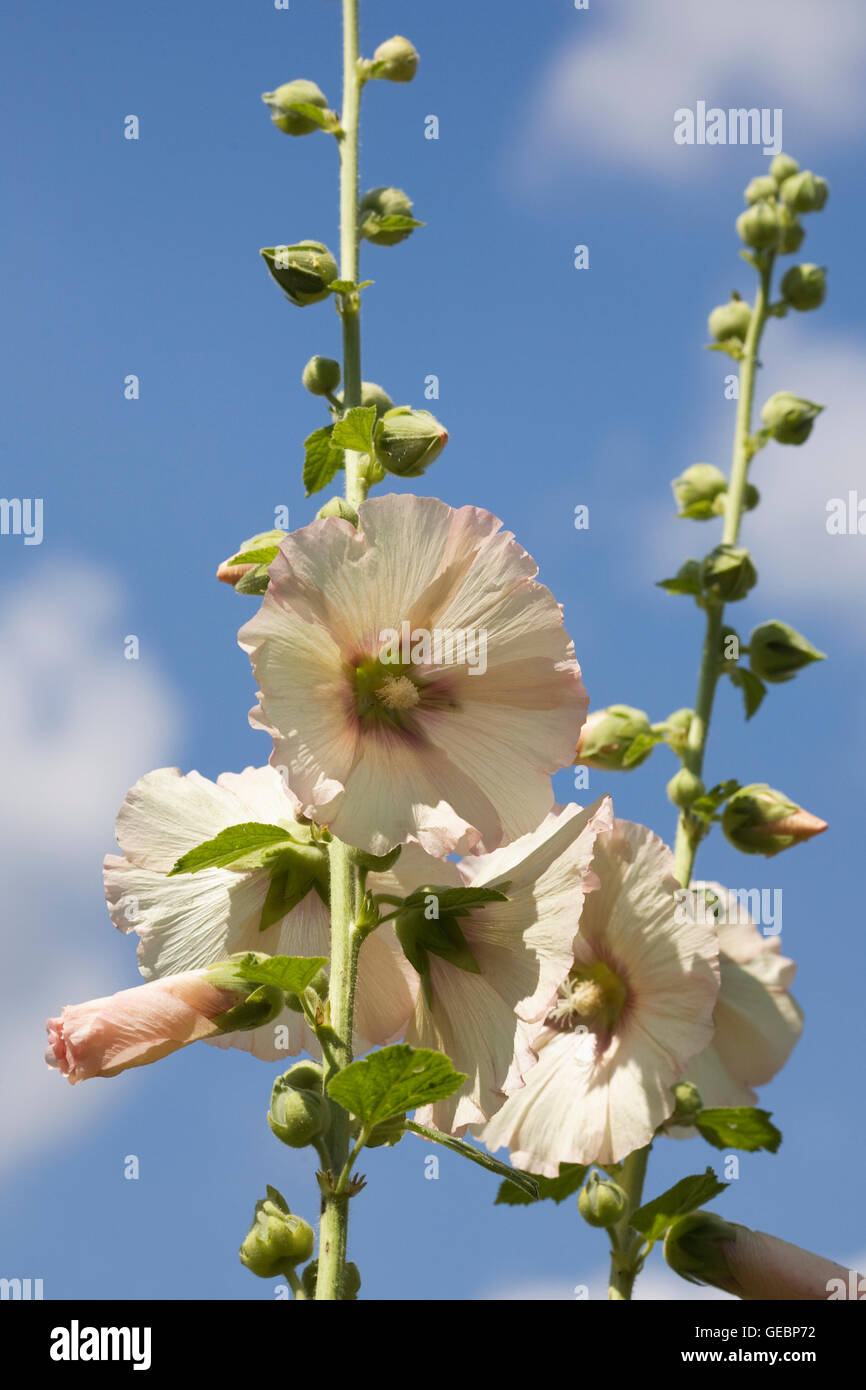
<box><xmin>335</xmin><ymin>381</ymin><xmax>395</xmax><ymax>418</ymax></box>
<box><xmin>239</xmin><ymin>1186</ymin><xmax>315</xmax><ymax>1277</ymax></box>
<box><xmin>708</xmin><ymin>299</ymin><xmax>752</xmax><ymax>344</ymax></box>
<box><xmin>262</xmin><ymin>80</ymin><xmax>330</xmax><ymax>137</ymax></box>
<box><xmin>268</xmin><ymin>1070</ymin><xmax>331</xmax><ymax>1148</ymax></box>
<box><xmin>736</xmin><ymin>200</ymin><xmax>781</xmax><ymax>251</ymax></box>
<box><xmin>672</xmin><ymin>463</ymin><xmax>728</xmax><ymax>518</ymax></box>
<box><xmin>302</xmin><ymin>355</ymin><xmax>341</xmax><ymax>395</ymax></box>
<box><xmin>779</xmin><ymin>263</ymin><xmax>826</xmax><ymax>312</ymax></box>
<box><xmin>760</xmin><ymin>391</ymin><xmax>823</xmax><ymax>445</ymax></box>
<box><xmin>359</xmin><ymin>187</ymin><xmax>421</xmax><ymax>246</ymax></box>
<box><xmin>671</xmin><ymin>1081</ymin><xmax>703</xmax><ymax>1122</ymax></box>
<box><xmin>748</xmin><ymin>620</ymin><xmax>825</xmax><ymax>683</ymax></box>
<box><xmin>578</xmin><ymin>1171</ymin><xmax>629</xmax><ymax>1228</ymax></box>
<box><xmin>370</xmin><ymin>36</ymin><xmax>419</xmax><ymax>83</ymax></box>
<box><xmin>722</xmin><ymin>783</ymin><xmax>827</xmax><ymax>857</ymax></box>
<box><xmin>372</xmin><ymin>406</ymin><xmax>448</xmax><ymax>477</ymax></box>
<box><xmin>779</xmin><ymin>170</ymin><xmax>829</xmax><ymax>214</ymax></box>
<box><xmin>576</xmin><ymin>705</ymin><xmax>653</xmax><ymax>770</ymax></box>
<box><xmin>700</xmin><ymin>545</ymin><xmax>757</xmax><ymax>603</ymax></box>
<box><xmin>317</xmin><ymin>496</ymin><xmax>359</xmax><ymax>526</ymax></box>
<box><xmin>667</xmin><ymin>768</ymin><xmax>705</xmax><ymax>810</ymax></box>
<box><xmin>261</xmin><ymin>241</ymin><xmax>339</xmax><ymax>306</ymax></box>
<box><xmin>769</xmin><ymin>153</ymin><xmax>799</xmax><ymax>185</ymax></box>
<box><xmin>744</xmin><ymin>175</ymin><xmax>778</xmax><ymax>204</ymax></box>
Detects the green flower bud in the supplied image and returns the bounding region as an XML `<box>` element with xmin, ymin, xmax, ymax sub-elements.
<box><xmin>284</xmin><ymin>965</ymin><xmax>330</xmax><ymax>1014</ymax></box>
<box><xmin>779</xmin><ymin>263</ymin><xmax>826</xmax><ymax>312</ymax></box>
<box><xmin>334</xmin><ymin>381</ymin><xmax>395</xmax><ymax>418</ymax></box>
<box><xmin>760</xmin><ymin>391</ymin><xmax>823</xmax><ymax>445</ymax></box>
<box><xmin>316</xmin><ymin>496</ymin><xmax>359</xmax><ymax>526</ymax></box>
<box><xmin>578</xmin><ymin>1171</ymin><xmax>629</xmax><ymax>1229</ymax></box>
<box><xmin>268</xmin><ymin>1071</ymin><xmax>331</xmax><ymax>1148</ymax></box>
<box><xmin>744</xmin><ymin>175</ymin><xmax>778</xmax><ymax>204</ymax></box>
<box><xmin>280</xmin><ymin>1060</ymin><xmax>324</xmax><ymax>1091</ymax></box>
<box><xmin>660</xmin><ymin>708</ymin><xmax>694</xmax><ymax>751</ymax></box>
<box><xmin>262</xmin><ymin>80</ymin><xmax>330</xmax><ymax>136</ymax></box>
<box><xmin>700</xmin><ymin>545</ymin><xmax>757</xmax><ymax>603</ymax></box>
<box><xmin>359</xmin><ymin>186</ymin><xmax>421</xmax><ymax>246</ymax></box>
<box><xmin>736</xmin><ymin>200</ymin><xmax>781</xmax><ymax>251</ymax></box>
<box><xmin>260</xmin><ymin>241</ymin><xmax>339</xmax><ymax>306</ymax></box>
<box><xmin>708</xmin><ymin>481</ymin><xmax>758</xmax><ymax>516</ymax></box>
<box><xmin>371</xmin><ymin>35</ymin><xmax>419</xmax><ymax>83</ymax></box>
<box><xmin>707</xmin><ymin>299</ymin><xmax>752</xmax><ymax>344</ymax></box>
<box><xmin>302</xmin><ymin>355</ymin><xmax>341</xmax><ymax>396</ymax></box>
<box><xmin>748</xmin><ymin>620</ymin><xmax>825</xmax><ymax>683</ymax></box>
<box><xmin>667</xmin><ymin>767</ymin><xmax>705</xmax><ymax>810</ymax></box>
<box><xmin>301</xmin><ymin>1258</ymin><xmax>361</xmax><ymax>1300</ymax></box>
<box><xmin>372</xmin><ymin>406</ymin><xmax>448</xmax><ymax>477</ymax></box>
<box><xmin>671</xmin><ymin>1081</ymin><xmax>703</xmax><ymax>1122</ymax></box>
<box><xmin>780</xmin><ymin>170</ymin><xmax>829</xmax><ymax>213</ymax></box>
<box><xmin>213</xmin><ymin>983</ymin><xmax>286</xmax><ymax>1033</ymax></box>
<box><xmin>239</xmin><ymin>1186</ymin><xmax>315</xmax><ymax>1277</ymax></box>
<box><xmin>672</xmin><ymin>463</ymin><xmax>728</xmax><ymax>518</ymax></box>
<box><xmin>576</xmin><ymin>704</ymin><xmax>653</xmax><ymax>770</ymax></box>
<box><xmin>777</xmin><ymin>204</ymin><xmax>805</xmax><ymax>255</ymax></box>
<box><xmin>722</xmin><ymin>783</ymin><xmax>827</xmax><ymax>857</ymax></box>
<box><xmin>769</xmin><ymin>153</ymin><xmax>799</xmax><ymax>185</ymax></box>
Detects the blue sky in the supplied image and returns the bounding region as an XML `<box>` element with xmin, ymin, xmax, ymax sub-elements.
<box><xmin>2</xmin><ymin>0</ymin><xmax>865</xmax><ymax>1299</ymax></box>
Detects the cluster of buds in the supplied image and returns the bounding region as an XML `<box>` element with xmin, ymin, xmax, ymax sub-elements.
<box><xmin>672</xmin><ymin>463</ymin><xmax>758</xmax><ymax>521</ymax></box>
<box><xmin>736</xmin><ymin>153</ymin><xmax>829</xmax><ymax>257</ymax></box>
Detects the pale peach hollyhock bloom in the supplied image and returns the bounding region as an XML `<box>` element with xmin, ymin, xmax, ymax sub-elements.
<box><xmin>475</xmin><ymin>821</ymin><xmax>720</xmax><ymax>1172</ymax></box>
<box><xmin>367</xmin><ymin>797</ymin><xmax>614</xmax><ymax>1133</ymax></box>
<box><xmin>103</xmin><ymin>765</ymin><xmax>415</xmax><ymax>1061</ymax></box>
<box><xmin>46</xmin><ymin>972</ymin><xmax>241</xmax><ymax>1084</ymax></box>
<box><xmin>238</xmin><ymin>494</ymin><xmax>588</xmax><ymax>857</ymax></box>
<box><xmin>672</xmin><ymin>882</ymin><xmax>803</xmax><ymax>1109</ymax></box>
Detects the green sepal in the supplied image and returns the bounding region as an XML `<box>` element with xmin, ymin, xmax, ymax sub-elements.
<box><xmin>234</xmin><ymin>563</ymin><xmax>271</xmax><ymax>596</ymax></box>
<box><xmin>728</xmin><ymin>666</ymin><xmax>767</xmax><ymax>719</ymax></box>
<box><xmin>706</xmin><ymin>339</ymin><xmax>744</xmax><ymax>361</ymax></box>
<box><xmin>206</xmin><ymin>952</ymin><xmax>328</xmax><ymax>997</ymax></box>
<box><xmin>657</xmin><ymin>559</ymin><xmax>702</xmax><ymax>598</ymax></box>
<box><xmin>688</xmin><ymin>779</ymin><xmax>741</xmax><ymax>824</ymax></box>
<box><xmin>282</xmin><ymin>101</ymin><xmax>342</xmax><ymax>134</ymax></box>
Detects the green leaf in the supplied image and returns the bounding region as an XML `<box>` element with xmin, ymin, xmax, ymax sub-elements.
<box><xmin>332</xmin><ymin>405</ymin><xmax>377</xmax><ymax>455</ymax></box>
<box><xmin>407</xmin><ymin>1122</ymin><xmax>539</xmax><ymax>1200</ymax></box>
<box><xmin>657</xmin><ymin>558</ymin><xmax>702</xmax><ymax>597</ymax></box>
<box><xmin>689</xmin><ymin>779</ymin><xmax>741</xmax><ymax>824</ymax></box>
<box><xmin>168</xmin><ymin>823</ymin><xmax>296</xmax><ymax>876</ymax></box>
<box><xmin>303</xmin><ymin>424</ymin><xmax>344</xmax><ymax>496</ymax></box>
<box><xmin>728</xmin><ymin>666</ymin><xmax>767</xmax><ymax>720</ymax></box>
<box><xmin>696</xmin><ymin>1107</ymin><xmax>782</xmax><ymax>1154</ymax></box>
<box><xmin>400</xmin><ymin>884</ymin><xmax>511</xmax><ymax>915</ymax></box>
<box><xmin>215</xmin><ymin>952</ymin><xmax>327</xmax><ymax>996</ymax></box>
<box><xmin>327</xmin><ymin>1044</ymin><xmax>466</xmax><ymax>1128</ymax></box>
<box><xmin>631</xmin><ymin>1168</ymin><xmax>728</xmax><ymax>1249</ymax></box>
<box><xmin>495</xmin><ymin>1163</ymin><xmax>588</xmax><ymax>1207</ymax></box>
<box><xmin>327</xmin><ymin>279</ymin><xmax>357</xmax><ymax>294</ymax></box>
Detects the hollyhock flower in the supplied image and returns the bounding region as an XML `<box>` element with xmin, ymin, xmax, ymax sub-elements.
<box><xmin>238</xmin><ymin>493</ymin><xmax>588</xmax><ymax>857</ymax></box>
<box><xmin>367</xmin><ymin>796</ymin><xmax>614</xmax><ymax>1133</ymax></box>
<box><xmin>103</xmin><ymin>765</ymin><xmax>415</xmax><ymax>1060</ymax></box>
<box><xmin>475</xmin><ymin>821</ymin><xmax>720</xmax><ymax>1173</ymax></box>
<box><xmin>672</xmin><ymin>882</ymin><xmax>803</xmax><ymax>1109</ymax></box>
<box><xmin>46</xmin><ymin>971</ymin><xmax>252</xmax><ymax>1083</ymax></box>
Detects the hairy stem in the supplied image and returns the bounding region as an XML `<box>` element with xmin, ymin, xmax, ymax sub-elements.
<box><xmin>671</xmin><ymin>257</ymin><xmax>774</xmax><ymax>890</ymax></box>
<box><xmin>338</xmin><ymin>0</ymin><xmax>366</xmax><ymax>508</ymax></box>
<box><xmin>607</xmin><ymin>1145</ymin><xmax>650</xmax><ymax>1301</ymax></box>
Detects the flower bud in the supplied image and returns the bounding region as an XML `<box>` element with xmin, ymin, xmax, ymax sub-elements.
<box><xmin>262</xmin><ymin>80</ymin><xmax>330</xmax><ymax>136</ymax></box>
<box><xmin>769</xmin><ymin>153</ymin><xmax>799</xmax><ymax>185</ymax></box>
<box><xmin>575</xmin><ymin>705</ymin><xmax>653</xmax><ymax>770</ymax></box>
<box><xmin>779</xmin><ymin>263</ymin><xmax>826</xmax><ymax>312</ymax></box>
<box><xmin>744</xmin><ymin>175</ymin><xmax>778</xmax><ymax>204</ymax></box>
<box><xmin>760</xmin><ymin>391</ymin><xmax>823</xmax><ymax>445</ymax></box>
<box><xmin>748</xmin><ymin>620</ymin><xmax>825</xmax><ymax>683</ymax></box>
<box><xmin>777</xmin><ymin>204</ymin><xmax>805</xmax><ymax>255</ymax></box>
<box><xmin>335</xmin><ymin>381</ymin><xmax>395</xmax><ymax>418</ymax></box>
<box><xmin>707</xmin><ymin>299</ymin><xmax>751</xmax><ymax>344</ymax></box>
<box><xmin>268</xmin><ymin>1070</ymin><xmax>331</xmax><ymax>1148</ymax></box>
<box><xmin>239</xmin><ymin>1186</ymin><xmax>315</xmax><ymax>1277</ymax></box>
<box><xmin>359</xmin><ymin>186</ymin><xmax>420</xmax><ymax>245</ymax></box>
<box><xmin>372</xmin><ymin>406</ymin><xmax>448</xmax><ymax>477</ymax></box>
<box><xmin>672</xmin><ymin>463</ymin><xmax>728</xmax><ymax>518</ymax></box>
<box><xmin>578</xmin><ymin>1171</ymin><xmax>629</xmax><ymax>1229</ymax></box>
<box><xmin>371</xmin><ymin>35</ymin><xmax>419</xmax><ymax>83</ymax></box>
<box><xmin>316</xmin><ymin>496</ymin><xmax>359</xmax><ymax>526</ymax></box>
<box><xmin>302</xmin><ymin>355</ymin><xmax>341</xmax><ymax>396</ymax></box>
<box><xmin>667</xmin><ymin>767</ymin><xmax>705</xmax><ymax>810</ymax></box>
<box><xmin>722</xmin><ymin>783</ymin><xmax>827</xmax><ymax>857</ymax></box>
<box><xmin>736</xmin><ymin>200</ymin><xmax>781</xmax><ymax>251</ymax></box>
<box><xmin>779</xmin><ymin>170</ymin><xmax>829</xmax><ymax>213</ymax></box>
<box><xmin>700</xmin><ymin>545</ymin><xmax>757</xmax><ymax>603</ymax></box>
<box><xmin>280</xmin><ymin>1060</ymin><xmax>324</xmax><ymax>1091</ymax></box>
<box><xmin>260</xmin><ymin>241</ymin><xmax>338</xmax><ymax>306</ymax></box>
<box><xmin>671</xmin><ymin>1081</ymin><xmax>703</xmax><ymax>1122</ymax></box>
<box><xmin>661</xmin><ymin>707</ymin><xmax>693</xmax><ymax>751</ymax></box>
<box><xmin>301</xmin><ymin>1258</ymin><xmax>361</xmax><ymax>1300</ymax></box>
<box><xmin>284</xmin><ymin>965</ymin><xmax>330</xmax><ymax>1014</ymax></box>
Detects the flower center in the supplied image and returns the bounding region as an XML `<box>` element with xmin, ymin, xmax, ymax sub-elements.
<box><xmin>375</xmin><ymin>674</ymin><xmax>421</xmax><ymax>711</ymax></box>
<box><xmin>549</xmin><ymin>959</ymin><xmax>627</xmax><ymax>1034</ymax></box>
<box><xmin>353</xmin><ymin>658</ymin><xmax>423</xmax><ymax>727</ymax></box>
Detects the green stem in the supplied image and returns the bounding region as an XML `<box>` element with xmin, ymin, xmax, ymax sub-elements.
<box><xmin>337</xmin><ymin>0</ymin><xmax>367</xmax><ymax>509</ymax></box>
<box><xmin>607</xmin><ymin>1145</ymin><xmax>650</xmax><ymax>1301</ymax></box>
<box><xmin>671</xmin><ymin>256</ymin><xmax>774</xmax><ymax>890</ymax></box>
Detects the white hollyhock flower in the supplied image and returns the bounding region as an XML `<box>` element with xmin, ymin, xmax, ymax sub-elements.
<box><xmin>103</xmin><ymin>765</ymin><xmax>415</xmax><ymax>1060</ymax></box>
<box><xmin>475</xmin><ymin>821</ymin><xmax>720</xmax><ymax>1172</ymax></box>
<box><xmin>368</xmin><ymin>797</ymin><xmax>614</xmax><ymax>1133</ymax></box>
<box><xmin>673</xmin><ymin>881</ymin><xmax>803</xmax><ymax>1108</ymax></box>
<box><xmin>238</xmin><ymin>493</ymin><xmax>588</xmax><ymax>857</ymax></box>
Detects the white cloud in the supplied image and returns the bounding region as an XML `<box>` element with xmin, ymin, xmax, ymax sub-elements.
<box><xmin>0</xmin><ymin>565</ymin><xmax>182</xmax><ymax>1172</ymax></box>
<box><xmin>514</xmin><ymin>0</ymin><xmax>866</xmax><ymax>182</ymax></box>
